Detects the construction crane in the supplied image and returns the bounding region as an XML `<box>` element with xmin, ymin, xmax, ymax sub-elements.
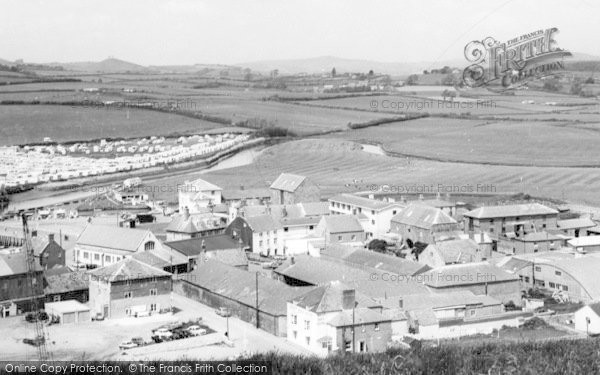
<box><xmin>22</xmin><ymin>213</ymin><xmax>51</xmax><ymax>361</ymax></box>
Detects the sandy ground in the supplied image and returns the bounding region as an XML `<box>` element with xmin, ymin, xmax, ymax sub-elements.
<box><xmin>0</xmin><ymin>293</ymin><xmax>313</xmax><ymax>361</ymax></box>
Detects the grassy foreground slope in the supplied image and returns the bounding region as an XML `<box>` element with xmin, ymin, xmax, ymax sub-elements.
<box><xmin>245</xmin><ymin>338</ymin><xmax>600</xmax><ymax>375</ymax></box>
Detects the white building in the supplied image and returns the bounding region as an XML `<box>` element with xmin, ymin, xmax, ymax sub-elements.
<box><xmin>178</xmin><ymin>178</ymin><xmax>223</xmax><ymax>214</ymax></box>
<box><xmin>574</xmin><ymin>303</ymin><xmax>600</xmax><ymax>335</ymax></box>
<box><xmin>328</xmin><ymin>194</ymin><xmax>404</xmax><ymax>239</ymax></box>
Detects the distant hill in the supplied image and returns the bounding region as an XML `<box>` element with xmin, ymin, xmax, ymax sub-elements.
<box><xmin>570</xmin><ymin>52</ymin><xmax>600</xmax><ymax>61</ymax></box>
<box><xmin>51</xmin><ymin>58</ymin><xmax>151</xmax><ymax>73</ymax></box>
<box><xmin>0</xmin><ymin>58</ymin><xmax>14</xmax><ymax>66</ymax></box>
<box><xmin>236</xmin><ymin>56</ymin><xmax>466</xmax><ymax>76</ymax></box>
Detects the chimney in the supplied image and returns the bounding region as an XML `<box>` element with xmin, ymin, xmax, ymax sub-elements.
<box><xmin>342</xmin><ymin>289</ymin><xmax>356</xmax><ymax>310</ymax></box>
<box><xmin>31</xmin><ymin>230</ymin><xmax>38</xmax><ymax>238</ymax></box>
<box><xmin>48</xmin><ymin>233</ymin><xmax>55</xmax><ymax>242</ymax></box>
<box><xmin>291</xmin><ymin>256</ymin><xmax>295</xmax><ymax>265</ymax></box>
<box><xmin>398</xmin><ymin>298</ymin><xmax>403</xmax><ymax>309</ymax></box>
<box><xmin>183</xmin><ymin>206</ymin><xmax>190</xmax><ymax>220</ymax></box>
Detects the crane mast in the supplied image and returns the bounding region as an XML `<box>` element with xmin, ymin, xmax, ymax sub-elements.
<box><xmin>22</xmin><ymin>214</ymin><xmax>50</xmax><ymax>361</ymax></box>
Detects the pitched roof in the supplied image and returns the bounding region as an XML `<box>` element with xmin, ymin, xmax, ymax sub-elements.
<box><xmin>321</xmin><ymin>215</ymin><xmax>364</xmax><ymax>233</ymax></box>
<box><xmin>165</xmin><ymin>234</ymin><xmax>240</xmax><ymax>257</ymax></box>
<box><xmin>321</xmin><ymin>245</ymin><xmax>428</xmax><ymax>276</ymax></box>
<box><xmin>275</xmin><ymin>255</ymin><xmax>428</xmax><ymax>298</ymax></box>
<box><xmin>298</xmin><ymin>202</ymin><xmax>331</xmax><ymax>217</ymax></box>
<box><xmin>131</xmin><ymin>251</ymin><xmax>170</xmax><ymax>269</ymax></box>
<box><xmin>165</xmin><ymin>214</ymin><xmax>198</xmax><ymax>234</ymax></box>
<box><xmin>557</xmin><ymin>218</ymin><xmax>597</xmax><ymax>230</ymax></box>
<box><xmin>407</xmin><ymin>308</ymin><xmax>438</xmax><ymax>326</ymax></box>
<box><xmin>587</xmin><ymin>302</ymin><xmax>600</xmax><ymax>316</ymax></box>
<box><xmin>89</xmin><ymin>257</ymin><xmax>171</xmax><ymax>282</ymax></box>
<box><xmin>245</xmin><ymin>215</ymin><xmax>282</xmax><ymax>232</ymax></box>
<box><xmin>0</xmin><ymin>252</ymin><xmax>42</xmax><ymax>277</ymax></box>
<box><xmin>269</xmin><ymin>173</ymin><xmax>306</xmax><ymax>193</ymax></box>
<box><xmin>494</xmin><ymin>257</ymin><xmax>532</xmax><ymax>273</ymax></box>
<box><xmin>44</xmin><ymin>270</ymin><xmax>88</xmax><ymax>295</ymax></box>
<box><xmin>329</xmin><ymin>194</ymin><xmax>402</xmax><ymax>211</ymax></box>
<box><xmin>424</xmin><ymin>239</ymin><xmax>481</xmax><ymax>264</ymax></box>
<box><xmin>182</xmin><ymin>260</ymin><xmax>311</xmax><ymax>316</ymax></box>
<box><xmin>185</xmin><ymin>178</ymin><xmax>222</xmax><ymax>192</ymax></box>
<box><xmin>420</xmin><ymin>262</ymin><xmax>518</xmax><ymax>288</ymax></box>
<box><xmin>464</xmin><ymin>203</ymin><xmax>558</xmax><ymax>219</ymax></box>
<box><xmin>291</xmin><ymin>281</ymin><xmax>379</xmax><ymax>313</ymax></box>
<box><xmin>391</xmin><ymin>204</ymin><xmax>457</xmax><ymax>230</ymax></box>
<box><xmin>327</xmin><ymin>308</ymin><xmax>391</xmax><ymax>327</ymax></box>
<box><xmin>77</xmin><ymin>225</ymin><xmax>151</xmax><ymax>252</ymax></box>
<box><xmin>199</xmin><ymin>248</ymin><xmax>249</xmax><ymax>268</ymax></box>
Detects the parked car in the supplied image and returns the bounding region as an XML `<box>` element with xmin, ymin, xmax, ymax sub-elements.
<box><xmin>187</xmin><ymin>325</ymin><xmax>207</xmax><ymax>336</ymax></box>
<box><xmin>155</xmin><ymin>321</ymin><xmax>182</xmax><ymax>331</ymax></box>
<box><xmin>135</xmin><ymin>311</ymin><xmax>150</xmax><ymax>318</ymax></box>
<box><xmin>119</xmin><ymin>341</ymin><xmax>138</xmax><ymax>350</ymax></box>
<box><xmin>153</xmin><ymin>328</ymin><xmax>173</xmax><ymax>339</ymax></box>
<box><xmin>92</xmin><ymin>313</ymin><xmax>105</xmax><ymax>321</ymax></box>
<box><xmin>215</xmin><ymin>307</ymin><xmax>232</xmax><ymax>317</ymax></box>
<box><xmin>131</xmin><ymin>337</ymin><xmax>145</xmax><ymax>346</ymax></box>
<box><xmin>171</xmin><ymin>329</ymin><xmax>192</xmax><ymax>340</ymax></box>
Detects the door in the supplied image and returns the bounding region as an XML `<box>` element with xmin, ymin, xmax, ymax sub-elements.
<box><xmin>103</xmin><ymin>304</ymin><xmax>109</xmax><ymax>318</ymax></box>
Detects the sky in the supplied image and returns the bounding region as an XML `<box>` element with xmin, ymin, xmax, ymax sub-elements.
<box><xmin>0</xmin><ymin>0</ymin><xmax>599</xmax><ymax>66</ymax></box>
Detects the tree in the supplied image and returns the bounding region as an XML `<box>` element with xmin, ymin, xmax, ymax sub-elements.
<box><xmin>543</xmin><ymin>78</ymin><xmax>562</xmax><ymax>92</ymax></box>
<box><xmin>368</xmin><ymin>69</ymin><xmax>374</xmax><ymax>77</ymax></box>
<box><xmin>331</xmin><ymin>67</ymin><xmax>337</xmax><ymax>77</ymax></box>
<box><xmin>368</xmin><ymin>239</ymin><xmax>387</xmax><ymax>253</ymax></box>
<box><xmin>423</xmin><ymin>70</ymin><xmax>429</xmax><ymax>75</ymax></box>
<box><xmin>584</xmin><ymin>77</ymin><xmax>595</xmax><ymax>84</ymax></box>
<box><xmin>570</xmin><ymin>78</ymin><xmax>583</xmax><ymax>96</ymax></box>
<box><xmin>406</xmin><ymin>74</ymin><xmax>419</xmax><ymax>85</ymax></box>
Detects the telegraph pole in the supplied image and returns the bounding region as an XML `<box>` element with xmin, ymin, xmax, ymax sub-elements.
<box><xmin>255</xmin><ymin>272</ymin><xmax>259</xmax><ymax>329</ymax></box>
<box><xmin>352</xmin><ymin>304</ymin><xmax>356</xmax><ymax>353</ymax></box>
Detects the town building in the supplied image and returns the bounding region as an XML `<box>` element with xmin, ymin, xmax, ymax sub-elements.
<box><xmin>419</xmin><ymin>262</ymin><xmax>522</xmax><ymax>305</ymax></box>
<box><xmin>497</xmin><ymin>231</ymin><xmax>567</xmax><ymax>255</ymax></box>
<box><xmin>44</xmin><ymin>300</ymin><xmax>91</xmax><ymax>324</ymax></box>
<box><xmin>165</xmin><ymin>208</ymin><xmax>227</xmax><ymax>241</ymax></box>
<box><xmin>556</xmin><ymin>217</ymin><xmax>597</xmax><ymax>238</ymax></box>
<box><xmin>74</xmin><ymin>225</ymin><xmax>162</xmax><ymax>268</ymax></box>
<box><xmin>31</xmin><ymin>233</ymin><xmax>66</xmax><ymax>270</ymax></box>
<box><xmin>574</xmin><ymin>303</ymin><xmax>600</xmax><ymax>335</ymax></box>
<box><xmin>287</xmin><ymin>282</ymin><xmax>391</xmax><ymax>355</ymax></box>
<box><xmin>328</xmin><ymin>194</ymin><xmax>404</xmax><ymax>239</ymax></box>
<box><xmin>390</xmin><ymin>204</ymin><xmax>459</xmax><ymax>246</ymax></box>
<box><xmin>164</xmin><ymin>234</ymin><xmax>247</xmax><ymax>271</ymax></box>
<box><xmin>0</xmin><ymin>252</ymin><xmax>44</xmax><ymax>318</ymax></box>
<box><xmin>178</xmin><ymin>178</ymin><xmax>223</xmax><ymax>214</ymax></box>
<box><xmin>226</xmin><ymin>215</ymin><xmax>283</xmax><ymax>256</ymax></box>
<box><xmin>315</xmin><ymin>215</ymin><xmax>366</xmax><ymax>245</ymax></box>
<box><xmin>463</xmin><ymin>203</ymin><xmax>559</xmax><ymax>239</ymax></box>
<box><xmin>88</xmin><ymin>258</ymin><xmax>172</xmax><ymax>319</ymax></box>
<box><xmin>567</xmin><ymin>236</ymin><xmax>600</xmax><ymax>253</ymax></box>
<box><xmin>419</xmin><ymin>238</ymin><xmax>490</xmax><ymax>269</ymax></box>
<box><xmin>176</xmin><ymin>260</ymin><xmax>311</xmax><ymax>336</ymax></box>
<box><xmin>44</xmin><ymin>267</ymin><xmax>89</xmax><ymax>303</ymax></box>
<box><xmin>269</xmin><ymin>173</ymin><xmax>320</xmax><ymax>205</ymax></box>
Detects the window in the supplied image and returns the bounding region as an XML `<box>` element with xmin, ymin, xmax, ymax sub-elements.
<box><xmin>150</xmin><ymin>303</ymin><xmax>157</xmax><ymax>311</ymax></box>
<box><xmin>293</xmin><ymin>331</ymin><xmax>297</xmax><ymax>339</ymax></box>
<box><xmin>393</xmin><ymin>210</ymin><xmax>397</xmax><ymax>215</ymax></box>
<box><xmin>555</xmin><ymin>271</ymin><xmax>562</xmax><ymax>276</ymax></box>
<box><xmin>304</xmin><ymin>320</ymin><xmax>310</xmax><ymax>330</ymax></box>
<box><xmin>535</xmin><ymin>266</ymin><xmax>541</xmax><ymax>272</ymax></box>
<box><xmin>274</xmin><ymin>238</ymin><xmax>277</xmax><ymax>244</ymax></box>
<box><xmin>374</xmin><ymin>323</ymin><xmax>380</xmax><ymax>331</ymax></box>
<box><xmin>535</xmin><ymin>280</ymin><xmax>545</xmax><ymax>287</ymax></box>
<box><xmin>150</xmin><ymin>288</ymin><xmax>158</xmax><ymax>296</ymax></box>
<box><xmin>549</xmin><ymin>282</ymin><xmax>556</xmax><ymax>288</ymax></box>
<box><xmin>359</xmin><ymin>341</ymin><xmax>366</xmax><ymax>352</ymax></box>
<box><xmin>337</xmin><ymin>235</ymin><xmax>342</xmax><ymax>241</ymax></box>
<box><xmin>259</xmin><ymin>232</ymin><xmax>263</xmax><ymax>237</ymax></box>
<box><xmin>94</xmin><ymin>253</ymin><xmax>100</xmax><ymax>261</ymax></box>
<box><xmin>309</xmin><ymin>225</ymin><xmax>314</xmax><ymax>230</ymax></box>
<box><xmin>291</xmin><ymin>315</ymin><xmax>297</xmax><ymax>324</ymax></box>
<box><xmin>105</xmin><ymin>255</ymin><xmax>111</xmax><ymax>263</ymax></box>
<box><xmin>562</xmin><ymin>285</ymin><xmax>569</xmax><ymax>291</ymax></box>
<box><xmin>306</xmin><ymin>337</ymin><xmax>310</xmax><ymax>345</ymax></box>
<box><xmin>144</xmin><ymin>241</ymin><xmax>155</xmax><ymax>251</ymax></box>
<box><xmin>284</xmin><ymin>227</ymin><xmax>289</xmax><ymax>232</ymax></box>
<box><xmin>83</xmin><ymin>251</ymin><xmax>89</xmax><ymax>259</ymax></box>
<box><xmin>53</xmin><ymin>295</ymin><xmax>60</xmax><ymax>302</ymax></box>
<box><xmin>489</xmin><ymin>228</ymin><xmax>494</xmax><ymax>233</ymax></box>
<box><xmin>524</xmin><ymin>276</ymin><xmax>530</xmax><ymax>283</ymax></box>
<box><xmin>371</xmin><ymin>210</ymin><xmax>375</xmax><ymax>215</ymax></box>
<box><xmin>470</xmin><ymin>309</ymin><xmax>476</xmax><ymax>316</ymax></box>
<box><xmin>351</xmin><ymin>235</ymin><xmax>356</xmax><ymax>241</ymax></box>
<box><xmin>259</xmin><ymin>240</ymin><xmax>263</xmax><ymax>247</ymax></box>
<box><xmin>371</xmin><ymin>220</ymin><xmax>375</xmax><ymax>225</ymax></box>
<box><xmin>124</xmin><ymin>291</ymin><xmax>132</xmax><ymax>298</ymax></box>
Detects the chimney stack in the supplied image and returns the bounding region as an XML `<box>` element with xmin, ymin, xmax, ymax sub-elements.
<box><xmin>291</xmin><ymin>256</ymin><xmax>295</xmax><ymax>265</ymax></box>
<box><xmin>342</xmin><ymin>289</ymin><xmax>356</xmax><ymax>310</ymax></box>
<box><xmin>48</xmin><ymin>233</ymin><xmax>55</xmax><ymax>242</ymax></box>
<box><xmin>398</xmin><ymin>298</ymin><xmax>403</xmax><ymax>309</ymax></box>
<box><xmin>183</xmin><ymin>206</ymin><xmax>190</xmax><ymax>220</ymax></box>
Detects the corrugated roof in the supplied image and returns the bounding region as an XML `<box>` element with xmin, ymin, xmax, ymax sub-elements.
<box><xmin>200</xmin><ymin>248</ymin><xmax>249</xmax><ymax>268</ymax></box>
<box><xmin>329</xmin><ymin>194</ymin><xmax>402</xmax><ymax>211</ymax></box>
<box><xmin>321</xmin><ymin>215</ymin><xmax>364</xmax><ymax>233</ymax></box>
<box><xmin>420</xmin><ymin>262</ymin><xmax>518</xmax><ymax>288</ymax></box>
<box><xmin>380</xmin><ymin>291</ymin><xmax>500</xmax><ymax>311</ymax></box>
<box><xmin>391</xmin><ymin>204</ymin><xmax>457</xmax><ymax>230</ymax></box>
<box><xmin>557</xmin><ymin>218</ymin><xmax>597</xmax><ymax>230</ymax></box>
<box><xmin>89</xmin><ymin>257</ymin><xmax>171</xmax><ymax>282</ymax></box>
<box><xmin>535</xmin><ymin>255</ymin><xmax>600</xmax><ymax>301</ymax></box>
<box><xmin>292</xmin><ymin>281</ymin><xmax>379</xmax><ymax>313</ymax></box>
<box><xmin>464</xmin><ymin>203</ymin><xmax>558</xmax><ymax>219</ymax></box>
<box><xmin>77</xmin><ymin>225</ymin><xmax>151</xmax><ymax>252</ymax></box>
<box><xmin>269</xmin><ymin>173</ymin><xmax>306</xmax><ymax>193</ymax></box>
<box><xmin>131</xmin><ymin>251</ymin><xmax>170</xmax><ymax>269</ymax></box>
<box><xmin>182</xmin><ymin>260</ymin><xmax>311</xmax><ymax>316</ymax></box>
<box><xmin>44</xmin><ymin>270</ymin><xmax>88</xmax><ymax>295</ymax></box>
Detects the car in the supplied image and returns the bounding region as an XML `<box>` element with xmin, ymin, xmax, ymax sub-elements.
<box><xmin>91</xmin><ymin>313</ymin><xmax>105</xmax><ymax>321</ymax></box>
<box><xmin>131</xmin><ymin>337</ymin><xmax>145</xmax><ymax>346</ymax></box>
<box><xmin>155</xmin><ymin>321</ymin><xmax>182</xmax><ymax>331</ymax></box>
<box><xmin>135</xmin><ymin>311</ymin><xmax>150</xmax><ymax>318</ymax></box>
<box><xmin>215</xmin><ymin>307</ymin><xmax>232</xmax><ymax>317</ymax></box>
<box><xmin>118</xmin><ymin>341</ymin><xmax>138</xmax><ymax>350</ymax></box>
<box><xmin>273</xmin><ymin>255</ymin><xmax>287</xmax><ymax>261</ymax></box>
<box><xmin>187</xmin><ymin>325</ymin><xmax>207</xmax><ymax>336</ymax></box>
<box><xmin>153</xmin><ymin>328</ymin><xmax>173</xmax><ymax>339</ymax></box>
<box><xmin>171</xmin><ymin>329</ymin><xmax>191</xmax><ymax>340</ymax></box>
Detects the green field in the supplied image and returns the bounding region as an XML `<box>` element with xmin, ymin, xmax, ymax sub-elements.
<box><xmin>0</xmin><ymin>105</ymin><xmax>223</xmax><ymax>145</ymax></box>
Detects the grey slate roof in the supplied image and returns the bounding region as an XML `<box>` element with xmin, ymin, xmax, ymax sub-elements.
<box><xmin>77</xmin><ymin>225</ymin><xmax>150</xmax><ymax>252</ymax></box>
<box><xmin>464</xmin><ymin>203</ymin><xmax>558</xmax><ymax>219</ymax></box>
<box><xmin>391</xmin><ymin>204</ymin><xmax>457</xmax><ymax>230</ymax></box>
<box><xmin>269</xmin><ymin>173</ymin><xmax>307</xmax><ymax>193</ymax></box>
